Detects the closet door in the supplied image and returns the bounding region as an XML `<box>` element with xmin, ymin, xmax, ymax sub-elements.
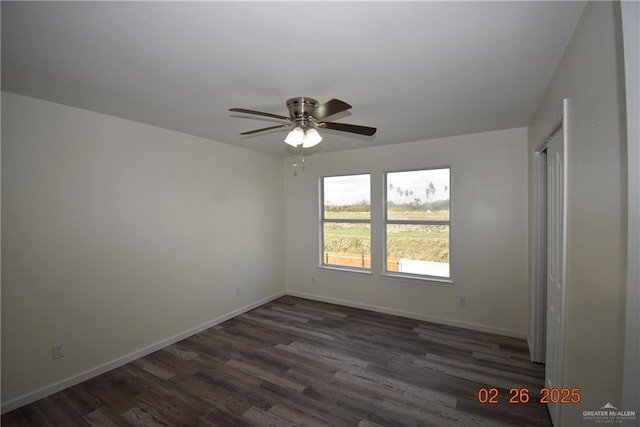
<box><xmin>545</xmin><ymin>128</ymin><xmax>566</xmax><ymax>426</ymax></box>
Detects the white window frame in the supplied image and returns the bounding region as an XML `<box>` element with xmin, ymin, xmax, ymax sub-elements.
<box><xmin>383</xmin><ymin>167</ymin><xmax>452</xmax><ymax>283</ymax></box>
<box><xmin>320</xmin><ymin>174</ymin><xmax>372</xmax><ymax>272</ymax></box>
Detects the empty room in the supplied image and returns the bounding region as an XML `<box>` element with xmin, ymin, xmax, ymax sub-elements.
<box><xmin>1</xmin><ymin>1</ymin><xmax>638</xmax><ymax>426</ymax></box>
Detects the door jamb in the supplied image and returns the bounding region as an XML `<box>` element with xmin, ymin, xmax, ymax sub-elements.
<box><xmin>530</xmin><ymin>99</ymin><xmax>567</xmax><ymax>364</ymax></box>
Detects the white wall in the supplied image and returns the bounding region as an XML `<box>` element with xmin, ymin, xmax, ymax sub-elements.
<box><xmin>528</xmin><ymin>2</ymin><xmax>628</xmax><ymax>424</ymax></box>
<box><xmin>284</xmin><ymin>127</ymin><xmax>529</xmax><ymax>336</ymax></box>
<box><xmin>1</xmin><ymin>92</ymin><xmax>284</xmax><ymax>408</ymax></box>
<box><xmin>621</xmin><ymin>0</ymin><xmax>640</xmax><ymax>413</ymax></box>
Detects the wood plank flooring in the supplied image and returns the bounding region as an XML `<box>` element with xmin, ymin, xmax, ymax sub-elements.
<box><xmin>2</xmin><ymin>296</ymin><xmax>552</xmax><ymax>426</ymax></box>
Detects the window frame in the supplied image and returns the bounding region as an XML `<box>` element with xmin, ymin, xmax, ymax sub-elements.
<box><xmin>383</xmin><ymin>167</ymin><xmax>452</xmax><ymax>283</ymax></box>
<box><xmin>319</xmin><ymin>173</ymin><xmax>372</xmax><ymax>272</ymax></box>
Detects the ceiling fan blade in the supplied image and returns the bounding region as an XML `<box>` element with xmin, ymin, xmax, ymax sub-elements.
<box><xmin>240</xmin><ymin>124</ymin><xmax>289</xmax><ymax>135</ymax></box>
<box><xmin>229</xmin><ymin>108</ymin><xmax>290</xmax><ymax>121</ymax></box>
<box><xmin>312</xmin><ymin>99</ymin><xmax>352</xmax><ymax>120</ymax></box>
<box><xmin>321</xmin><ymin>121</ymin><xmax>377</xmax><ymax>136</ymax></box>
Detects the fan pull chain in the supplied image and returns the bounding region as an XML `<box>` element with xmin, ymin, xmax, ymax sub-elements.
<box><xmin>291</xmin><ymin>149</ymin><xmax>305</xmax><ymax>176</ymax></box>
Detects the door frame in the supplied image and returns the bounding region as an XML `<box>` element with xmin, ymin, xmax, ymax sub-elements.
<box><xmin>531</xmin><ymin>99</ymin><xmax>568</xmax><ymax>367</ymax></box>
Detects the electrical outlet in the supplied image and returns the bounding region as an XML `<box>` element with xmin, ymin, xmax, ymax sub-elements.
<box><xmin>52</xmin><ymin>343</ymin><xmax>65</xmax><ymax>360</ymax></box>
<box><xmin>311</xmin><ymin>277</ymin><xmax>316</xmax><ymax>285</ymax></box>
<box><xmin>236</xmin><ymin>287</ymin><xmax>241</xmax><ymax>296</ymax></box>
<box><xmin>458</xmin><ymin>296</ymin><xmax>466</xmax><ymax>307</ymax></box>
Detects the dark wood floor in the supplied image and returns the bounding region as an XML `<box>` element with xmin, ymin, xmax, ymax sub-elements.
<box><xmin>2</xmin><ymin>296</ymin><xmax>551</xmax><ymax>426</ymax></box>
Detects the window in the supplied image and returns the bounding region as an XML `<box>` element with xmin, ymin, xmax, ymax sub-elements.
<box><xmin>321</xmin><ymin>174</ymin><xmax>371</xmax><ymax>270</ymax></box>
<box><xmin>385</xmin><ymin>168</ymin><xmax>450</xmax><ymax>279</ymax></box>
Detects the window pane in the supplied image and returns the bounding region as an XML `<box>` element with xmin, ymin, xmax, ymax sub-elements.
<box><xmin>324</xmin><ymin>175</ymin><xmax>370</xmax><ymax>220</ymax></box>
<box><xmin>323</xmin><ymin>223</ymin><xmax>371</xmax><ymax>268</ymax></box>
<box><xmin>386</xmin><ymin>224</ymin><xmax>449</xmax><ymax>277</ymax></box>
<box><xmin>387</xmin><ymin>169</ymin><xmax>449</xmax><ymax>221</ymax></box>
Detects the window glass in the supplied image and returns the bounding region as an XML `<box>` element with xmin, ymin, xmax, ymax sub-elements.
<box><xmin>387</xmin><ymin>169</ymin><xmax>450</xmax><ymax>221</ymax></box>
<box><xmin>322</xmin><ymin>174</ymin><xmax>371</xmax><ymax>270</ymax></box>
<box><xmin>385</xmin><ymin>168</ymin><xmax>450</xmax><ymax>279</ymax></box>
<box><xmin>386</xmin><ymin>224</ymin><xmax>450</xmax><ymax>277</ymax></box>
<box><xmin>323</xmin><ymin>175</ymin><xmax>370</xmax><ymax>220</ymax></box>
<box><xmin>323</xmin><ymin>223</ymin><xmax>371</xmax><ymax>268</ymax></box>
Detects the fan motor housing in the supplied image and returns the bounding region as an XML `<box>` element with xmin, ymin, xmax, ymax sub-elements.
<box><xmin>286</xmin><ymin>97</ymin><xmax>319</xmax><ymax>120</ymax></box>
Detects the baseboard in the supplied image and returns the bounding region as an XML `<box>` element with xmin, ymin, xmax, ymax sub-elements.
<box><xmin>1</xmin><ymin>290</ymin><xmax>286</xmax><ymax>414</ymax></box>
<box><xmin>526</xmin><ymin>334</ymin><xmax>534</xmax><ymax>362</ymax></box>
<box><xmin>285</xmin><ymin>291</ymin><xmax>527</xmax><ymax>339</ymax></box>
<box><xmin>3</xmin><ymin>289</ymin><xmax>526</xmax><ymax>413</ymax></box>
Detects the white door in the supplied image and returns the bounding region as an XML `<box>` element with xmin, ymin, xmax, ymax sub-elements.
<box><xmin>545</xmin><ymin>128</ymin><xmax>565</xmax><ymax>426</ymax></box>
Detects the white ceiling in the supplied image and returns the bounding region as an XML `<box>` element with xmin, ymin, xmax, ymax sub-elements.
<box><xmin>1</xmin><ymin>1</ymin><xmax>586</xmax><ymax>157</ymax></box>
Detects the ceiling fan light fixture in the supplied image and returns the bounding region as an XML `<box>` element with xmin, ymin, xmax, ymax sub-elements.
<box><xmin>284</xmin><ymin>127</ymin><xmax>323</xmax><ymax>148</ymax></box>
<box><xmin>302</xmin><ymin>128</ymin><xmax>322</xmax><ymax>148</ymax></box>
<box><xmin>284</xmin><ymin>127</ymin><xmax>305</xmax><ymax>146</ymax></box>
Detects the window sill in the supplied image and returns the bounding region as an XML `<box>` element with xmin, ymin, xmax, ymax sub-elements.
<box><xmin>381</xmin><ymin>272</ymin><xmax>454</xmax><ymax>287</ymax></box>
<box><xmin>318</xmin><ymin>265</ymin><xmax>372</xmax><ymax>275</ymax></box>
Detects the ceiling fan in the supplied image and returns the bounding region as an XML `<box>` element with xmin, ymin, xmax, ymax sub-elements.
<box><xmin>229</xmin><ymin>97</ymin><xmax>376</xmax><ymax>149</ymax></box>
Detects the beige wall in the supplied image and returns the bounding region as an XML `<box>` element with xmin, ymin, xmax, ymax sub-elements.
<box><xmin>284</xmin><ymin>127</ymin><xmax>529</xmax><ymax>336</ymax></box>
<box><xmin>1</xmin><ymin>92</ymin><xmax>284</xmax><ymax>407</ymax></box>
<box><xmin>528</xmin><ymin>2</ymin><xmax>627</xmax><ymax>424</ymax></box>
<box><xmin>621</xmin><ymin>0</ymin><xmax>640</xmax><ymax>412</ymax></box>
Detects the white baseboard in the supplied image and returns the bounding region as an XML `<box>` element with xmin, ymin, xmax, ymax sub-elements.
<box><xmin>285</xmin><ymin>291</ymin><xmax>527</xmax><ymax>339</ymax></box>
<box><xmin>3</xmin><ymin>289</ymin><xmax>527</xmax><ymax>413</ymax></box>
<box><xmin>526</xmin><ymin>334</ymin><xmax>535</xmax><ymax>362</ymax></box>
<box><xmin>1</xmin><ymin>290</ymin><xmax>285</xmax><ymax>414</ymax></box>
